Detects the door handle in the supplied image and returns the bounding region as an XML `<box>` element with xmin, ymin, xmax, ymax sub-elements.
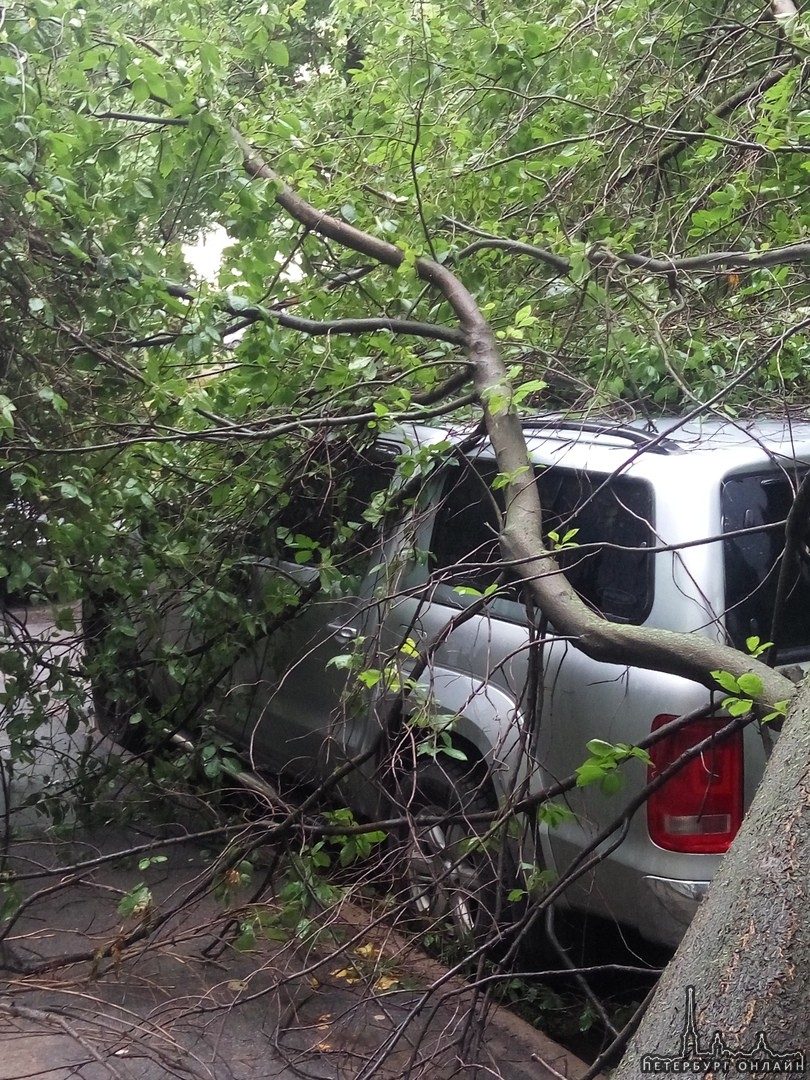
<box><xmin>330</xmin><ymin>624</ymin><xmax>359</xmax><ymax>642</ymax></box>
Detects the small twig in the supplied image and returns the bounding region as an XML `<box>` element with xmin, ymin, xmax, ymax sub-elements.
<box><xmin>92</xmin><ymin>109</ymin><xmax>188</xmax><ymax>126</ymax></box>
<box><xmin>578</xmin><ymin>984</ymin><xmax>658</xmax><ymax>1080</ymax></box>
<box><xmin>0</xmin><ymin>999</ymin><xmax>128</xmax><ymax>1080</ymax></box>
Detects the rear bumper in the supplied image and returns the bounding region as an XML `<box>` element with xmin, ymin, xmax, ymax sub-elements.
<box><xmin>640</xmin><ymin>876</ymin><xmax>710</xmax><ymax>947</ymax></box>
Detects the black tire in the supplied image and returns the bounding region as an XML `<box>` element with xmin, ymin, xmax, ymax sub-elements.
<box><xmin>397</xmin><ymin>757</ymin><xmax>511</xmax><ymax>948</ymax></box>
<box><xmin>82</xmin><ymin>595</ymin><xmax>155</xmax><ymax>754</ymax></box>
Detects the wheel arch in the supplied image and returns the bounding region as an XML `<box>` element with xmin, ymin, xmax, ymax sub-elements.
<box><xmin>408</xmin><ymin>668</ymin><xmax>529</xmax><ymax>805</ymax></box>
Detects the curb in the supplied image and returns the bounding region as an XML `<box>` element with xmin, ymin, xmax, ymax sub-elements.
<box><xmin>334</xmin><ymin>901</ymin><xmax>605</xmax><ymax>1079</ymax></box>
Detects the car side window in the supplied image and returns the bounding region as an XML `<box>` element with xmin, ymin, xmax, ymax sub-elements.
<box><xmin>428</xmin><ymin>462</ymin><xmax>504</xmax><ymax>593</ymax></box>
<box><xmin>428</xmin><ymin>460</ymin><xmax>654</xmax><ymax>624</ymax></box>
<box><xmin>243</xmin><ymin>443</ymin><xmax>397</xmax><ymax>559</ymax></box>
<box><xmin>539</xmin><ymin>469</ymin><xmax>654</xmax><ymax>624</ymax></box>
<box><xmin>722</xmin><ymin>469</ymin><xmax>810</xmax><ymax>658</ymax></box>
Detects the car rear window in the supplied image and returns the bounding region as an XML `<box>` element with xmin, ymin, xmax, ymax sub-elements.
<box><xmin>430</xmin><ymin>463</ymin><xmax>655</xmax><ymax>624</ymax></box>
<box><xmin>722</xmin><ymin>469</ymin><xmax>810</xmax><ymax>659</ymax></box>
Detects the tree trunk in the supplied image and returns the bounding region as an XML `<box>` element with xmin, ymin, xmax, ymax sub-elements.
<box><xmin>614</xmin><ymin>681</ymin><xmax>810</xmax><ymax>1075</ymax></box>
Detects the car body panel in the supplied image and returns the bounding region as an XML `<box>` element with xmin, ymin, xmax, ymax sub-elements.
<box><xmin>124</xmin><ymin>414</ymin><xmax>810</xmax><ymax>947</ymax></box>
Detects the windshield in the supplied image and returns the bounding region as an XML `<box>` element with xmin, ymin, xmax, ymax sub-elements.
<box><xmin>722</xmin><ymin>469</ymin><xmax>810</xmax><ymax>660</ymax></box>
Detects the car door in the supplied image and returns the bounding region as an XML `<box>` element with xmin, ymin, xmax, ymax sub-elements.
<box><xmin>377</xmin><ymin>455</ymin><xmax>538</xmax><ymax>782</ymax></box>
<box><xmin>220</xmin><ymin>446</ymin><xmax>398</xmax><ymax>778</ymax></box>
<box><xmin>378</xmin><ymin>454</ymin><xmax>663</xmax><ymax>924</ymax></box>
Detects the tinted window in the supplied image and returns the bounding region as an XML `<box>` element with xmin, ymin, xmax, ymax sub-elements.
<box><xmin>429</xmin><ymin>463</ymin><xmax>502</xmax><ymax>592</ymax></box>
<box><xmin>723</xmin><ymin>470</ymin><xmax>810</xmax><ymax>658</ymax></box>
<box><xmin>539</xmin><ymin>470</ymin><xmax>654</xmax><ymax>624</ymax></box>
<box><xmin>430</xmin><ymin>463</ymin><xmax>654</xmax><ymax>623</ymax></box>
<box><xmin>247</xmin><ymin>444</ymin><xmax>396</xmax><ymax>556</ymax></box>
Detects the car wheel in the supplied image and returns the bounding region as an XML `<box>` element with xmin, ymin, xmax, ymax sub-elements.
<box><xmin>399</xmin><ymin>757</ymin><xmax>509</xmax><ymax>948</ymax></box>
<box><xmin>82</xmin><ymin>595</ymin><xmax>154</xmax><ymax>754</ymax></box>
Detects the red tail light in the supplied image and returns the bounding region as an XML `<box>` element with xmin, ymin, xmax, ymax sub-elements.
<box><xmin>647</xmin><ymin>714</ymin><xmax>743</xmax><ymax>854</ymax></box>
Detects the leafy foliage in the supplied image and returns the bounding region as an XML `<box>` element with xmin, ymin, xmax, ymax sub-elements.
<box><xmin>3</xmin><ymin>1</ymin><xmax>809</xmax><ymax>597</ymax></box>
<box><xmin>712</xmin><ymin>669</ymin><xmax>790</xmax><ymax>724</ymax></box>
<box><xmin>1</xmin><ymin>0</ymin><xmax>808</xmax><ymax>957</ymax></box>
<box><xmin>575</xmin><ymin>739</ymin><xmax>652</xmax><ymax>796</ymax></box>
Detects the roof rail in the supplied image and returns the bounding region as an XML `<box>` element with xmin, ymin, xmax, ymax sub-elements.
<box><xmin>520</xmin><ymin>417</ymin><xmax>681</xmax><ymax>455</ymax></box>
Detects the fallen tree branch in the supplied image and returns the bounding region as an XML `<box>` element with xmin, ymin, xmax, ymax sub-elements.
<box><xmin>612</xmin><ymin>61</ymin><xmax>797</xmax><ymax>188</ymax></box>
<box><xmin>443</xmin><ymin>214</ymin><xmax>810</xmax><ymax>281</ymax></box>
<box><xmin>590</xmin><ymin>240</ymin><xmax>810</xmax><ymax>275</ymax></box>
<box><xmin>161</xmin><ymin>282</ymin><xmax>466</xmax><ymax>345</ymax></box>
<box><xmin>451</xmin><ymin>237</ymin><xmax>571</xmax><ymax>276</ymax></box>
<box><xmin>0</xmin><ymin>1000</ymin><xmax>127</xmax><ymax>1080</ymax></box>
<box><xmin>230</xmin><ymin>123</ymin><xmax>797</xmax><ymax>707</ymax></box>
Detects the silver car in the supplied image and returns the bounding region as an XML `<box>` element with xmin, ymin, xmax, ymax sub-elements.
<box><xmin>87</xmin><ymin>414</ymin><xmax>810</xmax><ymax>948</ymax></box>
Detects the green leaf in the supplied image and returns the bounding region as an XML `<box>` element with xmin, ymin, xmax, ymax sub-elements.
<box><xmin>325</xmin><ymin>653</ymin><xmax>354</xmax><ymax>670</ymax></box>
<box><xmin>227</xmin><ymin>295</ymin><xmax>254</xmax><ymax>312</ymax></box>
<box><xmin>745</xmin><ymin>636</ymin><xmax>773</xmax><ymax>658</ymax></box>
<box><xmin>724</xmin><ymin>696</ymin><xmax>754</xmax><ymax>716</ymax></box>
<box><xmin>480</xmin><ymin>383</ymin><xmax>511</xmax><ymax>416</ymax></box>
<box><xmin>399</xmin><ymin>637</ymin><xmax>420</xmax><ymax>658</ymax></box>
<box><xmin>266</xmin><ymin>40</ymin><xmax>289</xmax><ymax>66</ymax></box>
<box><xmin>762</xmin><ymin>700</ymin><xmax>790</xmax><ymax>724</ymax></box>
<box><xmin>576</xmin><ymin>761</ymin><xmax>607</xmax><ymax>787</ymax></box>
<box><xmin>137</xmin><ymin>855</ymin><xmax>168</xmax><ymax>870</ymax></box>
<box><xmin>0</xmin><ymin>395</ymin><xmax>16</xmax><ymax>435</ymax></box>
<box><xmin>357</xmin><ymin>669</ymin><xmax>382</xmax><ymax>688</ymax></box>
<box><xmin>600</xmin><ymin>770</ymin><xmax>624</xmax><ymax>796</ymax></box>
<box><xmin>628</xmin><ymin>746</ymin><xmax>653</xmax><ymax>767</ymax></box>
<box><xmin>492</xmin><ymin>465</ymin><xmax>528</xmax><ymax>490</ymax></box>
<box><xmin>537</xmin><ymin>801</ymin><xmax>576</xmax><ymax>827</ymax></box>
<box><xmin>585</xmin><ymin>738</ymin><xmax>614</xmax><ymax>758</ymax></box>
<box><xmin>52</xmin><ymin>607</ymin><xmax>76</xmax><ymax>632</ymax></box>
<box><xmin>712</xmin><ymin>670</ymin><xmax>741</xmax><ymax>695</ymax></box>
<box><xmin>439</xmin><ymin>743</ymin><xmax>468</xmax><ymax>761</ymax></box>
<box><xmin>736</xmin><ymin>673</ymin><xmax>764</xmax><ymax>698</ymax></box>
<box><xmin>513</xmin><ymin>304</ymin><xmax>537</xmax><ymax>328</ymax></box>
<box><xmin>548</xmin><ymin>527</ymin><xmax>579</xmax><ymax>550</ymax></box>
<box><xmin>117</xmin><ymin>884</ymin><xmax>152</xmax><ymax>918</ymax></box>
<box><xmin>233</xmin><ymin>924</ymin><xmax>257</xmax><ymax>951</ymax></box>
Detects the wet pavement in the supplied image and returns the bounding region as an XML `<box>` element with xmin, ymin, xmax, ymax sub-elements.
<box><xmin>0</xmin><ymin>607</ymin><xmax>592</xmax><ymax>1079</ymax></box>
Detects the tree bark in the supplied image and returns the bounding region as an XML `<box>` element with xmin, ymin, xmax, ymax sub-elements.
<box><xmin>614</xmin><ymin>679</ymin><xmax>810</xmax><ymax>1075</ymax></box>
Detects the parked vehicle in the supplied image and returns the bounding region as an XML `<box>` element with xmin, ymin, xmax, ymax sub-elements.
<box><xmin>85</xmin><ymin>414</ymin><xmax>810</xmax><ymax>948</ymax></box>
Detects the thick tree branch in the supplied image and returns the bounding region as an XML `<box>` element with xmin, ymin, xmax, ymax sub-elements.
<box><xmin>590</xmin><ymin>240</ymin><xmax>810</xmax><ymax>276</ymax></box>
<box><xmin>0</xmin><ymin>1002</ymin><xmax>127</xmax><ymax>1080</ymax></box>
<box><xmin>28</xmin><ymin>391</ymin><xmax>478</xmax><ymax>454</ymax></box>
<box><xmin>451</xmin><ymin>237</ymin><xmax>571</xmax><ymax>276</ymax></box>
<box><xmin>163</xmin><ymin>282</ymin><xmax>465</xmax><ymax>345</ymax></box>
<box><xmin>230</xmin><ymin>125</ymin><xmax>796</xmax><ymax>707</ymax></box>
<box><xmin>443</xmin><ymin>215</ymin><xmax>810</xmax><ymax>280</ymax></box>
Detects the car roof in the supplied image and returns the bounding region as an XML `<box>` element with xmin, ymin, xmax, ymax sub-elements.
<box><xmin>390</xmin><ymin>413</ymin><xmax>810</xmax><ymax>476</ymax></box>
<box><xmin>527</xmin><ymin>414</ymin><xmax>810</xmax><ymax>460</ymax></box>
